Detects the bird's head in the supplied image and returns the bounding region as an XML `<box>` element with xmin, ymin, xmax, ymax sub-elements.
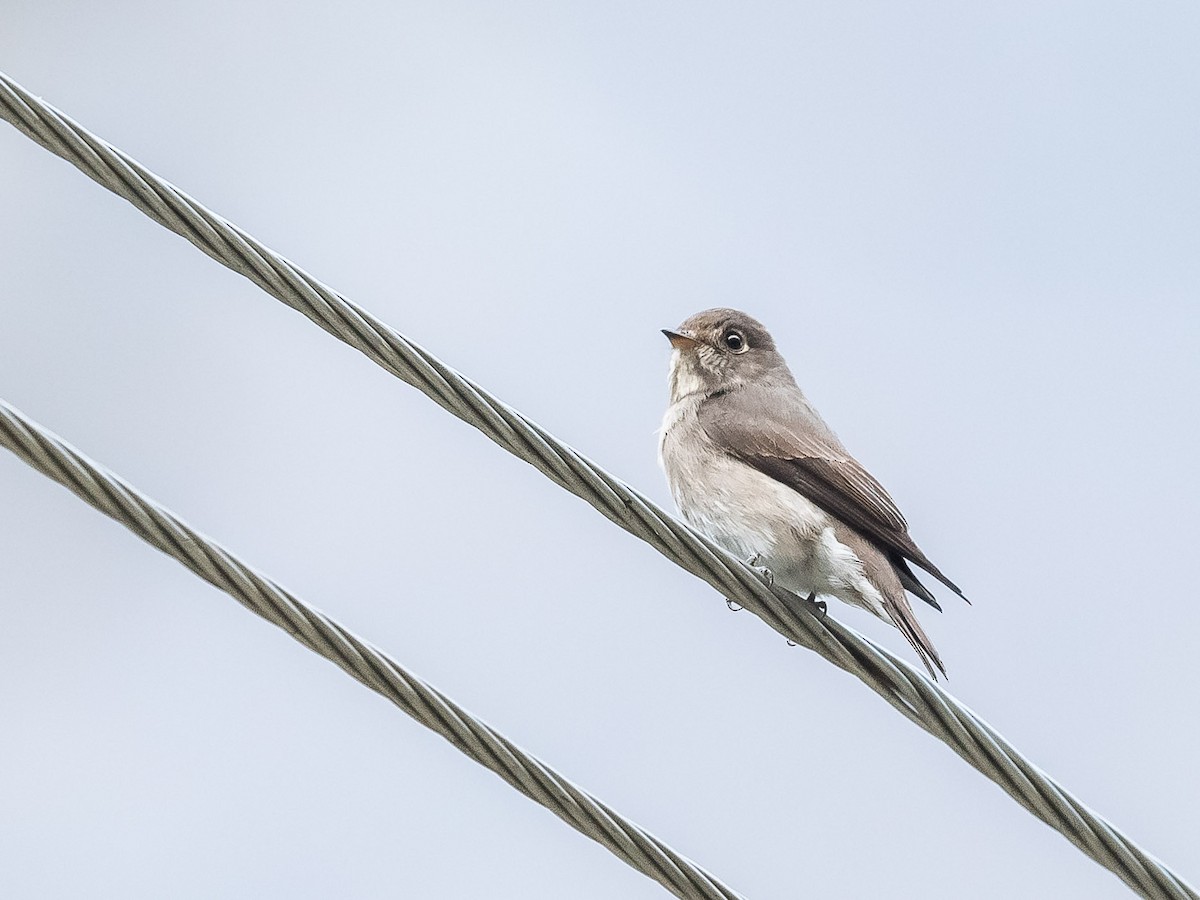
<box><xmin>663</xmin><ymin>308</ymin><xmax>785</xmax><ymax>402</ymax></box>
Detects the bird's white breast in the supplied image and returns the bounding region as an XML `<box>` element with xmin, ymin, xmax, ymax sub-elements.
<box><xmin>660</xmin><ymin>395</ymin><xmax>825</xmax><ymax>577</ymax></box>
<box><xmin>658</xmin><ymin>391</ymin><xmax>886</xmax><ymax>616</ymax></box>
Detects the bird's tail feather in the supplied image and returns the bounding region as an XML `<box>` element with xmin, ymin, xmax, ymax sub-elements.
<box><xmin>905</xmin><ymin>547</ymin><xmax>970</xmax><ymax>606</ymax></box>
<box><xmin>884</xmin><ymin>598</ymin><xmax>946</xmax><ymax>680</ymax></box>
<box><xmin>894</xmin><ymin>556</ymin><xmax>941</xmax><ymax>611</ymax></box>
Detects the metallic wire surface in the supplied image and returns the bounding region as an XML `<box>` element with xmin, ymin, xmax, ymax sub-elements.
<box><xmin>0</xmin><ymin>398</ymin><xmax>743</xmax><ymax>900</ymax></box>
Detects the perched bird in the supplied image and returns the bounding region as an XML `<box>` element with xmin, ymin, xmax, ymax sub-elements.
<box><xmin>658</xmin><ymin>308</ymin><xmax>966</xmax><ymax>678</ymax></box>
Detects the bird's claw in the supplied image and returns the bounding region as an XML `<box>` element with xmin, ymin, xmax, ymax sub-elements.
<box><xmin>805</xmin><ymin>591</ymin><xmax>828</xmax><ymax>618</ymax></box>
<box><xmin>726</xmin><ymin>599</ymin><xmax>743</xmax><ymax>612</ymax></box>
<box><xmin>746</xmin><ymin>553</ymin><xmax>774</xmax><ymax>587</ymax></box>
<box><xmin>785</xmin><ymin>593</ymin><xmax>825</xmax><ymax>645</ymax></box>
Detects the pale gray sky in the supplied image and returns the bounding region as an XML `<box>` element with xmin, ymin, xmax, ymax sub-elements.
<box><xmin>2</xmin><ymin>3</ymin><xmax>1198</xmax><ymax>898</ymax></box>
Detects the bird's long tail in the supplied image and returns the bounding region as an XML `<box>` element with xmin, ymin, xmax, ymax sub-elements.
<box><xmin>884</xmin><ymin>597</ymin><xmax>946</xmax><ymax>680</ymax></box>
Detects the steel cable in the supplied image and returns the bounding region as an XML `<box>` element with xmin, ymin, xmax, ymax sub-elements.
<box><xmin>1</xmin><ymin>71</ymin><xmax>1194</xmax><ymax>899</ymax></box>
<box><xmin>0</xmin><ymin>398</ymin><xmax>743</xmax><ymax>900</ymax></box>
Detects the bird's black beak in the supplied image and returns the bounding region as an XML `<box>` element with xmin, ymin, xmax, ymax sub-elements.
<box><xmin>662</xmin><ymin>329</ymin><xmax>698</xmax><ymax>350</ymax></box>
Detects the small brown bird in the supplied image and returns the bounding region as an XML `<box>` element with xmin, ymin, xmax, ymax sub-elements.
<box><xmin>658</xmin><ymin>308</ymin><xmax>966</xmax><ymax>678</ymax></box>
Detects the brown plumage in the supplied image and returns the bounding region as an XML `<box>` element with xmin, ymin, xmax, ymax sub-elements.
<box><xmin>660</xmin><ymin>308</ymin><xmax>966</xmax><ymax>678</ymax></box>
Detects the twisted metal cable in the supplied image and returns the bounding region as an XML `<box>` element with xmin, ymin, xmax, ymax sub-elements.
<box><xmin>1</xmin><ymin>70</ymin><xmax>1194</xmax><ymax>899</ymax></box>
<box><xmin>0</xmin><ymin>398</ymin><xmax>743</xmax><ymax>900</ymax></box>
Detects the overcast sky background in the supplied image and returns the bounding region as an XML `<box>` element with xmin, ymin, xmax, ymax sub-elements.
<box><xmin>2</xmin><ymin>3</ymin><xmax>1198</xmax><ymax>898</ymax></box>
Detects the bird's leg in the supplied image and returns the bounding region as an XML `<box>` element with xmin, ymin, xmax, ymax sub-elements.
<box><xmin>746</xmin><ymin>552</ymin><xmax>774</xmax><ymax>587</ymax></box>
<box><xmin>784</xmin><ymin>592</ymin><xmax>827</xmax><ymax>646</ymax></box>
<box><xmin>727</xmin><ymin>552</ymin><xmax>775</xmax><ymax>613</ymax></box>
<box><xmin>725</xmin><ymin>554</ymin><xmax>774</xmax><ymax>612</ymax></box>
<box><xmin>741</xmin><ymin>555</ymin><xmax>827</xmax><ymax>620</ymax></box>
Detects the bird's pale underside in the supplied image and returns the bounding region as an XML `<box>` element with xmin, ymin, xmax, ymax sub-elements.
<box><xmin>658</xmin><ymin>308</ymin><xmax>967</xmax><ymax>678</ymax></box>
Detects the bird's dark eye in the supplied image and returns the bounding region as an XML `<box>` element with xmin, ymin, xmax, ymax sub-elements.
<box><xmin>724</xmin><ymin>330</ymin><xmax>747</xmax><ymax>352</ymax></box>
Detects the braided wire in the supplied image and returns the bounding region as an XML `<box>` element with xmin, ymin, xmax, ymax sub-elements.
<box><xmin>0</xmin><ymin>398</ymin><xmax>743</xmax><ymax>900</ymax></box>
<box><xmin>1</xmin><ymin>71</ymin><xmax>1194</xmax><ymax>899</ymax></box>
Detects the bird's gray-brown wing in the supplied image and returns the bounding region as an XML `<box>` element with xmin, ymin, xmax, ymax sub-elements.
<box><xmin>698</xmin><ymin>384</ymin><xmax>966</xmax><ymax>605</ymax></box>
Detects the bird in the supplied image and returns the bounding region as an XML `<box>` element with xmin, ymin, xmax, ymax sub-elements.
<box><xmin>658</xmin><ymin>308</ymin><xmax>966</xmax><ymax>678</ymax></box>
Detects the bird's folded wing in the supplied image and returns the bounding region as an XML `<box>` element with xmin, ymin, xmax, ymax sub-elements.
<box><xmin>698</xmin><ymin>385</ymin><xmax>966</xmax><ymax>600</ymax></box>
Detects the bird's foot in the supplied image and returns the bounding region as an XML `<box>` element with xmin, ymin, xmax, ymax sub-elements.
<box><xmin>784</xmin><ymin>593</ymin><xmax>827</xmax><ymax>646</ymax></box>
<box><xmin>785</xmin><ymin>593</ymin><xmax>825</xmax><ymax>645</ymax></box>
<box><xmin>726</xmin><ymin>599</ymin><xmax>743</xmax><ymax>612</ymax></box>
<box><xmin>746</xmin><ymin>553</ymin><xmax>774</xmax><ymax>588</ymax></box>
